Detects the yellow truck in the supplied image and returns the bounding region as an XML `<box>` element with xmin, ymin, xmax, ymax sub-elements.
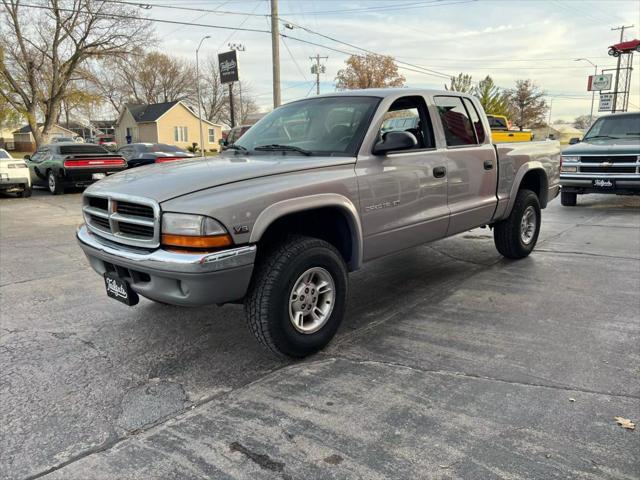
<box><xmin>487</xmin><ymin>115</ymin><xmax>533</xmax><ymax>143</ymax></box>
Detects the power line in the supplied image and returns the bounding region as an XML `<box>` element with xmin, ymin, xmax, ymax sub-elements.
<box><xmin>278</xmin><ymin>0</ymin><xmax>477</xmax><ymax>15</ymax></box>
<box><xmin>101</xmin><ymin>0</ymin><xmax>268</xmax><ymax>18</ymax></box>
<box><xmin>17</xmin><ymin>3</ymin><xmax>271</xmax><ymax>33</ymax></box>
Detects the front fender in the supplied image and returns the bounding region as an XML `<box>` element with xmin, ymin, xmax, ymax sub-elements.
<box><xmin>249</xmin><ymin>193</ymin><xmax>364</xmax><ymax>270</ymax></box>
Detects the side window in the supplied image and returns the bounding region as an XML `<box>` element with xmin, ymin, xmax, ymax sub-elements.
<box><xmin>462</xmin><ymin>98</ymin><xmax>486</xmax><ymax>143</ymax></box>
<box><xmin>434</xmin><ymin>96</ymin><xmax>477</xmax><ymax>147</ymax></box>
<box><xmin>378</xmin><ymin>95</ymin><xmax>435</xmax><ymax>150</ymax></box>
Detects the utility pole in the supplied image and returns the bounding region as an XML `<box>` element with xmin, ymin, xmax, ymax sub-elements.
<box><xmin>228</xmin><ymin>43</ymin><xmax>245</xmax><ymax>128</ymax></box>
<box><xmin>195</xmin><ymin>35</ymin><xmax>211</xmax><ymax>157</ymax></box>
<box><xmin>270</xmin><ymin>0</ymin><xmax>281</xmax><ymax>108</ymax></box>
<box><xmin>309</xmin><ymin>54</ymin><xmax>328</xmax><ymax>95</ymax></box>
<box><xmin>611</xmin><ymin>24</ymin><xmax>634</xmax><ymax>113</ymax></box>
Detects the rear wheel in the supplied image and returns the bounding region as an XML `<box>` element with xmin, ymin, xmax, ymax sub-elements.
<box><xmin>244</xmin><ymin>235</ymin><xmax>348</xmax><ymax>358</ymax></box>
<box><xmin>17</xmin><ymin>185</ymin><xmax>32</xmax><ymax>198</ymax></box>
<box><xmin>47</xmin><ymin>171</ymin><xmax>64</xmax><ymax>195</ymax></box>
<box><xmin>561</xmin><ymin>191</ymin><xmax>577</xmax><ymax>206</ymax></box>
<box><xmin>494</xmin><ymin>189</ymin><xmax>541</xmax><ymax>259</ymax></box>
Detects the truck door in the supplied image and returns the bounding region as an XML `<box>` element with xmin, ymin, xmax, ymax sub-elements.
<box><xmin>356</xmin><ymin>95</ymin><xmax>449</xmax><ymax>261</ymax></box>
<box><xmin>433</xmin><ymin>96</ymin><xmax>498</xmax><ymax>235</ymax></box>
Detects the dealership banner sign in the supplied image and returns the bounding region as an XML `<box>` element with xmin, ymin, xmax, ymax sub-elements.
<box><xmin>218</xmin><ymin>50</ymin><xmax>239</xmax><ymax>84</ymax></box>
<box><xmin>599</xmin><ymin>93</ymin><xmax>614</xmax><ymax>112</ymax></box>
<box><xmin>588</xmin><ymin>74</ymin><xmax>613</xmax><ymax>91</ymax></box>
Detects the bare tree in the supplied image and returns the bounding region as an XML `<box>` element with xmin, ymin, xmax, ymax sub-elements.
<box><xmin>200</xmin><ymin>55</ymin><xmax>228</xmax><ymax>124</ymax></box>
<box><xmin>0</xmin><ymin>0</ymin><xmax>150</xmax><ymax>146</ymax></box>
<box><xmin>507</xmin><ymin>80</ymin><xmax>548</xmax><ymax>130</ymax></box>
<box><xmin>335</xmin><ymin>54</ymin><xmax>405</xmax><ymax>90</ymax></box>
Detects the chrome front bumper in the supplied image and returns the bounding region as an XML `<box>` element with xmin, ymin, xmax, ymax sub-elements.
<box><xmin>77</xmin><ymin>224</ymin><xmax>256</xmax><ymax>306</ymax></box>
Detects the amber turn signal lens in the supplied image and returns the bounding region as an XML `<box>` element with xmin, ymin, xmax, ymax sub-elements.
<box><xmin>161</xmin><ymin>234</ymin><xmax>233</xmax><ymax>249</ymax></box>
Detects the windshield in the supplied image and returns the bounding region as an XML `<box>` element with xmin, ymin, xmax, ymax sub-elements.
<box><xmin>0</xmin><ymin>149</ymin><xmax>10</xmax><ymax>159</ymax></box>
<box><xmin>234</xmin><ymin>96</ymin><xmax>380</xmax><ymax>156</ymax></box>
<box><xmin>584</xmin><ymin>114</ymin><xmax>640</xmax><ymax>139</ymax></box>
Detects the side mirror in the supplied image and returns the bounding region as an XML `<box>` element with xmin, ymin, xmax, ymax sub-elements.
<box><xmin>569</xmin><ymin>137</ymin><xmax>581</xmax><ymax>145</ymax></box>
<box><xmin>373</xmin><ymin>131</ymin><xmax>418</xmax><ymax>155</ymax></box>
<box><xmin>23</xmin><ymin>154</ymin><xmax>31</xmax><ymax>161</ymax></box>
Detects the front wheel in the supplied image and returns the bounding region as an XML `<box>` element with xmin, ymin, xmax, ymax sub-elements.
<box><xmin>494</xmin><ymin>189</ymin><xmax>541</xmax><ymax>259</ymax></box>
<box><xmin>244</xmin><ymin>235</ymin><xmax>348</xmax><ymax>358</ymax></box>
<box><xmin>47</xmin><ymin>171</ymin><xmax>64</xmax><ymax>195</ymax></box>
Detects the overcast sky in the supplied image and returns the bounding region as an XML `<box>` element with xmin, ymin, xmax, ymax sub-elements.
<box><xmin>144</xmin><ymin>0</ymin><xmax>639</xmax><ymax>121</ymax></box>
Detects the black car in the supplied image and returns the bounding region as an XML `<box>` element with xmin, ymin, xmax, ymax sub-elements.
<box><xmin>117</xmin><ymin>143</ymin><xmax>193</xmax><ymax>168</ymax></box>
<box><xmin>25</xmin><ymin>142</ymin><xmax>127</xmax><ymax>195</ymax></box>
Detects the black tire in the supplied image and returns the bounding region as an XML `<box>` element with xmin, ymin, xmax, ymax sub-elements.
<box><xmin>494</xmin><ymin>189</ymin><xmax>541</xmax><ymax>259</ymax></box>
<box><xmin>17</xmin><ymin>185</ymin><xmax>32</xmax><ymax>198</ymax></box>
<box><xmin>244</xmin><ymin>235</ymin><xmax>348</xmax><ymax>358</ymax></box>
<box><xmin>560</xmin><ymin>191</ymin><xmax>577</xmax><ymax>206</ymax></box>
<box><xmin>47</xmin><ymin>170</ymin><xmax>64</xmax><ymax>195</ymax></box>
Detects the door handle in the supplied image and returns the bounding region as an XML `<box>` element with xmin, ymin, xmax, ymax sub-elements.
<box><xmin>433</xmin><ymin>166</ymin><xmax>446</xmax><ymax>178</ymax></box>
<box><xmin>483</xmin><ymin>160</ymin><xmax>494</xmax><ymax>170</ymax></box>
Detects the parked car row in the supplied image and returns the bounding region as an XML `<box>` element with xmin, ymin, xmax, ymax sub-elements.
<box><xmin>11</xmin><ymin>142</ymin><xmax>194</xmax><ymax>196</ymax></box>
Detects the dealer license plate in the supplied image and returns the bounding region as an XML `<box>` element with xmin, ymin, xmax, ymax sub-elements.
<box><xmin>104</xmin><ymin>272</ymin><xmax>139</xmax><ymax>306</ymax></box>
<box><xmin>92</xmin><ymin>173</ymin><xmax>106</xmax><ymax>180</ymax></box>
<box><xmin>593</xmin><ymin>179</ymin><xmax>614</xmax><ymax>189</ymax></box>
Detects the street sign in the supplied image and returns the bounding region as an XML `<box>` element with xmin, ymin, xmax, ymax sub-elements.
<box><xmin>588</xmin><ymin>74</ymin><xmax>613</xmax><ymax>91</ymax></box>
<box><xmin>218</xmin><ymin>50</ymin><xmax>239</xmax><ymax>84</ymax></box>
<box><xmin>599</xmin><ymin>93</ymin><xmax>614</xmax><ymax>112</ymax></box>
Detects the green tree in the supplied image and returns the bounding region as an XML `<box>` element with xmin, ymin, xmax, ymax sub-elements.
<box><xmin>335</xmin><ymin>54</ymin><xmax>405</xmax><ymax>90</ymax></box>
<box><xmin>475</xmin><ymin>76</ymin><xmax>512</xmax><ymax>117</ymax></box>
<box><xmin>445</xmin><ymin>73</ymin><xmax>473</xmax><ymax>93</ymax></box>
<box><xmin>507</xmin><ymin>80</ymin><xmax>548</xmax><ymax>130</ymax></box>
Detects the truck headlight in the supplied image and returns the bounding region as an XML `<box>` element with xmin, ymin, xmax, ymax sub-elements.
<box><xmin>561</xmin><ymin>156</ymin><xmax>580</xmax><ymax>162</ymax></box>
<box><xmin>561</xmin><ymin>166</ymin><xmax>577</xmax><ymax>173</ymax></box>
<box><xmin>161</xmin><ymin>213</ymin><xmax>232</xmax><ymax>249</ymax></box>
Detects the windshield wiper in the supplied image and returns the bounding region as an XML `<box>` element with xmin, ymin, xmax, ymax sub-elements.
<box><xmin>584</xmin><ymin>135</ymin><xmax>620</xmax><ymax>140</ymax></box>
<box><xmin>624</xmin><ymin>132</ymin><xmax>640</xmax><ymax>135</ymax></box>
<box><xmin>254</xmin><ymin>144</ymin><xmax>312</xmax><ymax>156</ymax></box>
<box><xmin>226</xmin><ymin>144</ymin><xmax>247</xmax><ymax>152</ymax></box>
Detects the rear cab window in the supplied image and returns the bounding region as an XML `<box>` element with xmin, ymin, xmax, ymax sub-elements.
<box><xmin>60</xmin><ymin>145</ymin><xmax>109</xmax><ymax>155</ymax></box>
<box><xmin>434</xmin><ymin>96</ymin><xmax>479</xmax><ymax>147</ymax></box>
<box><xmin>462</xmin><ymin>98</ymin><xmax>486</xmax><ymax>143</ymax></box>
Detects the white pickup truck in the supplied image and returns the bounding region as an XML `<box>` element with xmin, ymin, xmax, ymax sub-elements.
<box><xmin>77</xmin><ymin>89</ymin><xmax>560</xmax><ymax>357</ymax></box>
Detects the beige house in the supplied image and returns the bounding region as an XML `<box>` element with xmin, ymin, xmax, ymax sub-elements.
<box><xmin>115</xmin><ymin>101</ymin><xmax>222</xmax><ymax>152</ymax></box>
<box><xmin>12</xmin><ymin>124</ymin><xmax>77</xmax><ymax>152</ymax></box>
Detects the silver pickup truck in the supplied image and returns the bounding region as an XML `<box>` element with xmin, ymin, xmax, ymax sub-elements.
<box><xmin>77</xmin><ymin>89</ymin><xmax>560</xmax><ymax>357</ymax></box>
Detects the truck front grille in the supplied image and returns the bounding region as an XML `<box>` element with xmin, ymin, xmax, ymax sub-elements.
<box><xmin>83</xmin><ymin>194</ymin><xmax>160</xmax><ymax>248</ymax></box>
<box><xmin>116</xmin><ymin>201</ymin><xmax>154</xmax><ymax>218</ymax></box>
<box><xmin>580</xmin><ymin>166</ymin><xmax>637</xmax><ymax>174</ymax></box>
<box><xmin>579</xmin><ymin>155</ymin><xmax>636</xmax><ymax>163</ymax></box>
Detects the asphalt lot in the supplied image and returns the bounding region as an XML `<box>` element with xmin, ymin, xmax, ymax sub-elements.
<box><xmin>1</xmin><ymin>188</ymin><xmax>638</xmax><ymax>480</ymax></box>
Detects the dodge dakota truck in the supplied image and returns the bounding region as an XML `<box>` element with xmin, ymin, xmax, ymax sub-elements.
<box><xmin>77</xmin><ymin>89</ymin><xmax>560</xmax><ymax>357</ymax></box>
<box><xmin>560</xmin><ymin>112</ymin><xmax>640</xmax><ymax>206</ymax></box>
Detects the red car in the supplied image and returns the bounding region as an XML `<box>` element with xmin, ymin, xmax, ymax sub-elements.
<box><xmin>608</xmin><ymin>39</ymin><xmax>640</xmax><ymax>57</ymax></box>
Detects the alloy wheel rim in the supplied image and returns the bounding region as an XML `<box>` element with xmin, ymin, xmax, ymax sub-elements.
<box><xmin>48</xmin><ymin>174</ymin><xmax>55</xmax><ymax>192</ymax></box>
<box><xmin>288</xmin><ymin>267</ymin><xmax>335</xmax><ymax>334</ymax></box>
<box><xmin>520</xmin><ymin>205</ymin><xmax>537</xmax><ymax>245</ymax></box>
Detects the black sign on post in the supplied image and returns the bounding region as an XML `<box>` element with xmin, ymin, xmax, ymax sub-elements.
<box><xmin>218</xmin><ymin>50</ymin><xmax>239</xmax><ymax>84</ymax></box>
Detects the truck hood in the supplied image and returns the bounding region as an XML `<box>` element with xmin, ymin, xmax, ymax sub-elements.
<box><xmin>563</xmin><ymin>137</ymin><xmax>640</xmax><ymax>156</ymax></box>
<box><xmin>86</xmin><ymin>154</ymin><xmax>355</xmax><ymax>203</ymax></box>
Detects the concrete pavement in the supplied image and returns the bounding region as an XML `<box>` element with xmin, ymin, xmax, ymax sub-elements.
<box><xmin>1</xmin><ymin>190</ymin><xmax>638</xmax><ymax>479</ymax></box>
